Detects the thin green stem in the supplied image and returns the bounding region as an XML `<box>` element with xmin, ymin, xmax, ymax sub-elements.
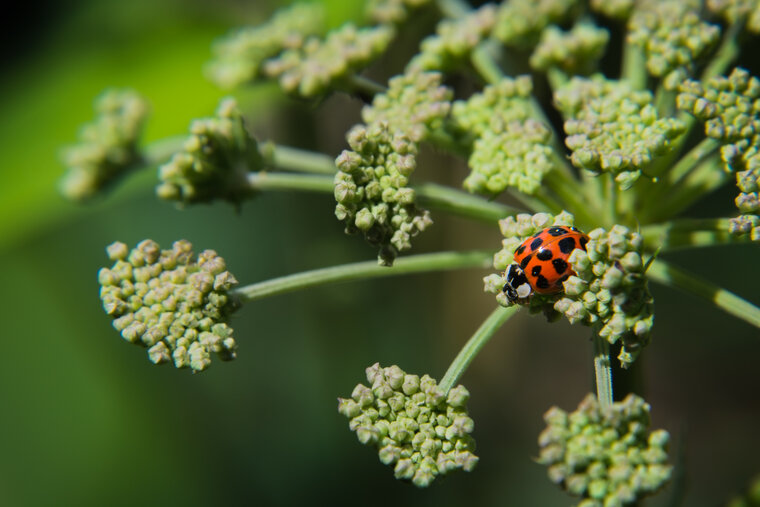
<box><xmin>344</xmin><ymin>74</ymin><xmax>388</xmax><ymax>97</ymax></box>
<box><xmin>415</xmin><ymin>182</ymin><xmax>520</xmax><ymax>222</ymax></box>
<box><xmin>262</xmin><ymin>143</ymin><xmax>337</xmax><ymax>174</ymax></box>
<box><xmin>439</xmin><ymin>305</ymin><xmax>520</xmax><ymax>393</ymax></box>
<box><xmin>650</xmin><ymin>137</ymin><xmax>719</xmax><ymax>180</ymax></box>
<box><xmin>247</xmin><ymin>172</ymin><xmax>520</xmax><ymax>224</ymax></box>
<box><xmin>640</xmin><ymin>218</ymin><xmax>752</xmax><ymax>251</ymax></box>
<box><xmin>247</xmin><ymin>171</ymin><xmax>334</xmax><ymax>193</ymax></box>
<box><xmin>644</xmin><ymin>154</ymin><xmax>726</xmax><ymax>222</ymax></box>
<box><xmin>593</xmin><ymin>333</ymin><xmax>613</xmax><ymax>409</ymax></box>
<box><xmin>647</xmin><ymin>258</ymin><xmax>760</xmax><ymax>328</ymax></box>
<box><xmin>702</xmin><ymin>22</ymin><xmax>743</xmax><ymax>81</ymax></box>
<box><xmin>621</xmin><ymin>38</ymin><xmax>647</xmax><ymax>90</ymax></box>
<box><xmin>231</xmin><ymin>250</ymin><xmax>493</xmax><ymax>302</ymax></box>
<box><xmin>470</xmin><ymin>43</ymin><xmax>505</xmax><ymax>85</ymax></box>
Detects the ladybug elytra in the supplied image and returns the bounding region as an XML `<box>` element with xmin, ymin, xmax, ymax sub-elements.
<box><xmin>502</xmin><ymin>226</ymin><xmax>589</xmax><ymax>303</ymax></box>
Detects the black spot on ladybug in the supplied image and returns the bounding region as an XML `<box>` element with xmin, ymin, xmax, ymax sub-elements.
<box><xmin>530</xmin><ymin>237</ymin><xmax>543</xmax><ymax>250</ymax></box>
<box><xmin>558</xmin><ymin>237</ymin><xmax>576</xmax><ymax>254</ymax></box>
<box><xmin>536</xmin><ymin>248</ymin><xmax>553</xmax><ymax>261</ymax></box>
<box><xmin>515</xmin><ymin>245</ymin><xmax>526</xmax><ymax>255</ymax></box>
<box><xmin>535</xmin><ymin>275</ymin><xmax>550</xmax><ymax>289</ymax></box>
<box><xmin>547</xmin><ymin>227</ymin><xmax>566</xmax><ymax>236</ymax></box>
<box><xmin>531</xmin><ymin>265</ymin><xmax>542</xmax><ymax>276</ymax></box>
<box><xmin>552</xmin><ymin>258</ymin><xmax>568</xmax><ymax>274</ymax></box>
<box><xmin>579</xmin><ymin>236</ymin><xmax>588</xmax><ymax>249</ymax></box>
<box><xmin>520</xmin><ymin>254</ymin><xmax>531</xmax><ymax>269</ymax></box>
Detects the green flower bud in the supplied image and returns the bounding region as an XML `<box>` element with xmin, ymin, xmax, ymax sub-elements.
<box><xmin>530</xmin><ymin>23</ymin><xmax>609</xmax><ymax>74</ymax></box>
<box><xmin>98</xmin><ymin>240</ymin><xmax>239</xmax><ymax>372</ymax></box>
<box><xmin>493</xmin><ymin>0</ymin><xmax>577</xmax><ymax>48</ymax></box>
<box><xmin>334</xmin><ymin>122</ymin><xmax>432</xmax><ymax>265</ymax></box>
<box><xmin>707</xmin><ymin>0</ymin><xmax>760</xmax><ymax>34</ymax></box>
<box><xmin>555</xmin><ymin>75</ymin><xmax>685</xmax><ymax>189</ymax></box>
<box><xmin>628</xmin><ymin>0</ymin><xmax>720</xmax><ymax>89</ymax></box>
<box><xmin>338</xmin><ymin>363</ymin><xmax>478</xmax><ymax>487</ymax></box>
<box><xmin>263</xmin><ymin>23</ymin><xmax>394</xmax><ymax>98</ymax></box>
<box><xmin>407</xmin><ymin>4</ymin><xmax>496</xmax><ymax>72</ymax></box>
<box><xmin>538</xmin><ymin>393</ymin><xmax>672</xmax><ymax>505</ymax></box>
<box><xmin>158</xmin><ymin>98</ymin><xmax>264</xmax><ymax>206</ymax></box>
<box><xmin>206</xmin><ymin>2</ymin><xmax>325</xmax><ymax>89</ymax></box>
<box><xmin>60</xmin><ymin>89</ymin><xmax>149</xmax><ymax>201</ymax></box>
<box><xmin>365</xmin><ymin>0</ymin><xmax>432</xmax><ymax>24</ymax></box>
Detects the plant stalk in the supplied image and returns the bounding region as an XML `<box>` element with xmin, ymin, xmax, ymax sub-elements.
<box><xmin>231</xmin><ymin>250</ymin><xmax>493</xmax><ymax>302</ymax></box>
<box><xmin>439</xmin><ymin>305</ymin><xmax>520</xmax><ymax>393</ymax></box>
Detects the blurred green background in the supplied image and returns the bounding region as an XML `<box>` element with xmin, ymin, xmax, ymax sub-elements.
<box><xmin>1</xmin><ymin>1</ymin><xmax>759</xmax><ymax>505</ymax></box>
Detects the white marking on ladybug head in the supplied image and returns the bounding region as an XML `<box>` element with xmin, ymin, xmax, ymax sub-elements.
<box><xmin>516</xmin><ymin>282</ymin><xmax>532</xmax><ymax>299</ymax></box>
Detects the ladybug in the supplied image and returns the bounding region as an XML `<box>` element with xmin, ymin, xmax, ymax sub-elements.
<box><xmin>503</xmin><ymin>226</ymin><xmax>589</xmax><ymax>303</ymax></box>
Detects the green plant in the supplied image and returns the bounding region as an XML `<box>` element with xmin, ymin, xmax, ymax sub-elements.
<box><xmin>62</xmin><ymin>0</ymin><xmax>760</xmax><ymax>504</ymax></box>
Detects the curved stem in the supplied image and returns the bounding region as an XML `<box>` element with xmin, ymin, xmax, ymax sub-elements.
<box><xmin>702</xmin><ymin>22</ymin><xmax>743</xmax><ymax>81</ymax></box>
<box><xmin>247</xmin><ymin>171</ymin><xmax>334</xmax><ymax>193</ymax></box>
<box><xmin>593</xmin><ymin>333</ymin><xmax>613</xmax><ymax>409</ymax></box>
<box><xmin>647</xmin><ymin>258</ymin><xmax>760</xmax><ymax>328</ymax></box>
<box><xmin>439</xmin><ymin>305</ymin><xmax>520</xmax><ymax>393</ymax></box>
<box><xmin>231</xmin><ymin>250</ymin><xmax>493</xmax><ymax>302</ymax></box>
<box><xmin>143</xmin><ymin>135</ymin><xmax>186</xmax><ymax>166</ymax></box>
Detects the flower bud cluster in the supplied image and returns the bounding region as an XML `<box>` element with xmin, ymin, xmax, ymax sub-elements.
<box><xmin>493</xmin><ymin>0</ymin><xmax>577</xmax><ymax>48</ymax></box>
<box><xmin>157</xmin><ymin>98</ymin><xmax>264</xmax><ymax>206</ymax></box>
<box><xmin>529</xmin><ymin>23</ymin><xmax>609</xmax><ymax>75</ymax></box>
<box><xmin>556</xmin><ymin>226</ymin><xmax>653</xmax><ymax>367</ymax></box>
<box><xmin>361</xmin><ymin>70</ymin><xmax>453</xmax><ymax>143</ymax></box>
<box><xmin>60</xmin><ymin>89</ymin><xmax>149</xmax><ymax>201</ymax></box>
<box><xmin>538</xmin><ymin>393</ymin><xmax>672</xmax><ymax>506</ymax></box>
<box><xmin>407</xmin><ymin>4</ymin><xmax>496</xmax><ymax>72</ymax></box>
<box><xmin>206</xmin><ymin>2</ymin><xmax>325</xmax><ymax>89</ymax></box>
<box><xmin>484</xmin><ymin>214</ymin><xmax>653</xmax><ymax>367</ymax></box>
<box><xmin>707</xmin><ymin>0</ymin><xmax>760</xmax><ymax>34</ymax></box>
<box><xmin>338</xmin><ymin>363</ymin><xmax>478</xmax><ymax>487</ymax></box>
<box><xmin>98</xmin><ymin>240</ymin><xmax>239</xmax><ymax>372</ymax></box>
<box><xmin>263</xmin><ymin>23</ymin><xmax>394</xmax><ymax>98</ymax></box>
<box><xmin>555</xmin><ymin>75</ymin><xmax>685</xmax><ymax>189</ymax></box>
<box><xmin>678</xmin><ymin>68</ymin><xmax>760</xmax><ymax>238</ymax></box>
<box><xmin>589</xmin><ymin>0</ymin><xmax>634</xmax><ymax>19</ymax></box>
<box><xmin>628</xmin><ymin>0</ymin><xmax>720</xmax><ymax>90</ymax></box>
<box><xmin>335</xmin><ymin>123</ymin><xmax>432</xmax><ymax>266</ymax></box>
<box><xmin>366</xmin><ymin>0</ymin><xmax>432</xmax><ymax>24</ymax></box>
<box><xmin>452</xmin><ymin>77</ymin><xmax>554</xmax><ymax>196</ymax></box>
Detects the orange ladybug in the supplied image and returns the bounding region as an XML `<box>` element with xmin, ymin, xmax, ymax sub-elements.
<box><xmin>503</xmin><ymin>226</ymin><xmax>589</xmax><ymax>303</ymax></box>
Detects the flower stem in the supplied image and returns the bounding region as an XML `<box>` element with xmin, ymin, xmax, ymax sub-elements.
<box><xmin>439</xmin><ymin>305</ymin><xmax>520</xmax><ymax>393</ymax></box>
<box><xmin>261</xmin><ymin>143</ymin><xmax>337</xmax><ymax>174</ymax></box>
<box><xmin>246</xmin><ymin>172</ymin><xmax>520</xmax><ymax>224</ymax></box>
<box><xmin>415</xmin><ymin>182</ymin><xmax>520</xmax><ymax>222</ymax></box>
<box><xmin>702</xmin><ymin>22</ymin><xmax>743</xmax><ymax>81</ymax></box>
<box><xmin>143</xmin><ymin>135</ymin><xmax>187</xmax><ymax>166</ymax></box>
<box><xmin>647</xmin><ymin>259</ymin><xmax>760</xmax><ymax>329</ymax></box>
<box><xmin>593</xmin><ymin>333</ymin><xmax>613</xmax><ymax>409</ymax></box>
<box><xmin>640</xmin><ymin>218</ymin><xmax>753</xmax><ymax>251</ymax></box>
<box><xmin>621</xmin><ymin>38</ymin><xmax>647</xmax><ymax>90</ymax></box>
<box><xmin>231</xmin><ymin>250</ymin><xmax>493</xmax><ymax>302</ymax></box>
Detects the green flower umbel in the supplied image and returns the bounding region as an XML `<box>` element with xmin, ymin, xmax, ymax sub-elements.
<box><xmin>555</xmin><ymin>75</ymin><xmax>685</xmax><ymax>189</ymax></box>
<box><xmin>98</xmin><ymin>240</ymin><xmax>239</xmax><ymax>372</ymax></box>
<box><xmin>60</xmin><ymin>89</ymin><xmax>149</xmax><ymax>201</ymax></box>
<box><xmin>338</xmin><ymin>363</ymin><xmax>478</xmax><ymax>487</ymax></box>
<box><xmin>538</xmin><ymin>393</ymin><xmax>672</xmax><ymax>506</ymax></box>
<box><xmin>156</xmin><ymin>98</ymin><xmax>264</xmax><ymax>206</ymax></box>
<box><xmin>334</xmin><ymin>122</ymin><xmax>432</xmax><ymax>266</ymax></box>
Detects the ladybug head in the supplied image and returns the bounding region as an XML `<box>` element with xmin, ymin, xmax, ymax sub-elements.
<box><xmin>503</xmin><ymin>263</ymin><xmax>532</xmax><ymax>303</ymax></box>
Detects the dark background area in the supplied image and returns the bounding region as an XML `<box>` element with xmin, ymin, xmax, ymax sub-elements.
<box><xmin>0</xmin><ymin>1</ymin><xmax>758</xmax><ymax>505</ymax></box>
